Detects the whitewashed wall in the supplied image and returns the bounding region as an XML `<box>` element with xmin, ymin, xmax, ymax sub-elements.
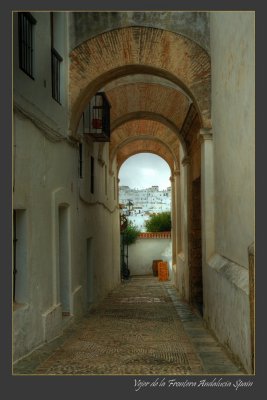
<box><xmin>206</xmin><ymin>11</ymin><xmax>255</xmax><ymax>373</ymax></box>
<box><xmin>13</xmin><ymin>12</ymin><xmax>121</xmax><ymax>362</ymax></box>
<box><xmin>128</xmin><ymin>238</ymin><xmax>172</xmax><ymax>278</ymax></box>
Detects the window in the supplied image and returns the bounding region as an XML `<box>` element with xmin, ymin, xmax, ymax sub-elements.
<box><xmin>18</xmin><ymin>12</ymin><xmax>36</xmax><ymax>78</ymax></box>
<box><xmin>90</xmin><ymin>156</ymin><xmax>95</xmax><ymax>194</ymax></box>
<box><xmin>51</xmin><ymin>48</ymin><xmax>62</xmax><ymax>103</ymax></box>
<box><xmin>51</xmin><ymin>12</ymin><xmax>63</xmax><ymax>103</ymax></box>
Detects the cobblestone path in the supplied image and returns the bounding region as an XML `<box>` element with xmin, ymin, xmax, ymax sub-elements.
<box><xmin>13</xmin><ymin>276</ymin><xmax>245</xmax><ymax>375</ymax></box>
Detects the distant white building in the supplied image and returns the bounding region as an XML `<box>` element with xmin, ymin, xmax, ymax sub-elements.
<box><xmin>119</xmin><ymin>185</ymin><xmax>171</xmax><ymax>230</ymax></box>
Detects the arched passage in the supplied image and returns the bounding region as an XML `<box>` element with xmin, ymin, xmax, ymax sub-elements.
<box><xmin>12</xmin><ymin>10</ymin><xmax>255</xmax><ymax>374</ymax></box>
<box><xmin>116</xmin><ymin>139</ymin><xmax>175</xmax><ymax>174</ymax></box>
<box><xmin>70</xmin><ymin>24</ymin><xmax>208</xmax><ymax>317</ymax></box>
<box><xmin>118</xmin><ymin>152</ymin><xmax>173</xmax><ymax>277</ymax></box>
<box><xmin>110</xmin><ymin>119</ymin><xmax>180</xmax><ymax>170</ymax></box>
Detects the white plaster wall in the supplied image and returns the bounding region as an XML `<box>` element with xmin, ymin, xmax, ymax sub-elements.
<box><xmin>13</xmin><ymin>12</ymin><xmax>69</xmax><ymax>137</ymax></box>
<box><xmin>205</xmin><ymin>12</ymin><xmax>255</xmax><ymax>373</ymax></box>
<box><xmin>13</xmin><ymin>12</ymin><xmax>121</xmax><ymax>361</ymax></box>
<box><xmin>13</xmin><ymin>115</ymin><xmax>120</xmax><ymax>361</ymax></box>
<box><xmin>211</xmin><ymin>12</ymin><xmax>255</xmax><ymax>268</ymax></box>
<box><xmin>128</xmin><ymin>238</ymin><xmax>172</xmax><ymax>276</ymax></box>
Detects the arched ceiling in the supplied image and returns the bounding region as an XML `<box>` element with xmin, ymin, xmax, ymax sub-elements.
<box><xmin>69</xmin><ymin>26</ymin><xmax>211</xmax><ymax>135</ymax></box>
<box><xmin>102</xmin><ymin>74</ymin><xmax>191</xmax><ymax>100</ymax></box>
<box><xmin>70</xmin><ymin>24</ymin><xmax>209</xmax><ymax>171</ymax></box>
<box><xmin>105</xmin><ymin>83</ymin><xmax>190</xmax><ymax>131</ymax></box>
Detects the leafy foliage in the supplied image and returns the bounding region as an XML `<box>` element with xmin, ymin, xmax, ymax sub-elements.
<box><xmin>145</xmin><ymin>211</ymin><xmax>171</xmax><ymax>232</ymax></box>
<box><xmin>123</xmin><ymin>222</ymin><xmax>140</xmax><ymax>245</ymax></box>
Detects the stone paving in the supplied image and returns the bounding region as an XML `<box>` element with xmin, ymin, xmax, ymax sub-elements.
<box><xmin>13</xmin><ymin>276</ymin><xmax>245</xmax><ymax>376</ymax></box>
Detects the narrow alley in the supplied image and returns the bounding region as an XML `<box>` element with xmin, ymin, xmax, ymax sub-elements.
<box><xmin>12</xmin><ymin>11</ymin><xmax>255</xmax><ymax>375</ymax></box>
<box><xmin>13</xmin><ymin>276</ymin><xmax>244</xmax><ymax>375</ymax></box>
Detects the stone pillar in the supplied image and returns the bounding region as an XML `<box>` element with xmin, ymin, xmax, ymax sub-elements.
<box><xmin>199</xmin><ymin>128</ymin><xmax>215</xmax><ymax>262</ymax></box>
<box><xmin>181</xmin><ymin>155</ymin><xmax>190</xmax><ymax>301</ymax></box>
<box><xmin>174</xmin><ymin>169</ymin><xmax>181</xmax><ymax>256</ymax></box>
<box><xmin>117</xmin><ymin>177</ymin><xmax>120</xmax><ymax>204</ymax></box>
<box><xmin>170</xmin><ymin>175</ymin><xmax>176</xmax><ymax>268</ymax></box>
<box><xmin>172</xmin><ymin>169</ymin><xmax>181</xmax><ymax>289</ymax></box>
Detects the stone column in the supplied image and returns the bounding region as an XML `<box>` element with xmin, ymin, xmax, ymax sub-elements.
<box><xmin>181</xmin><ymin>155</ymin><xmax>190</xmax><ymax>301</ymax></box>
<box><xmin>170</xmin><ymin>175</ymin><xmax>176</xmax><ymax>268</ymax></box>
<box><xmin>174</xmin><ymin>169</ymin><xmax>181</xmax><ymax>256</ymax></box>
<box><xmin>199</xmin><ymin>128</ymin><xmax>215</xmax><ymax>262</ymax></box>
<box><xmin>172</xmin><ymin>169</ymin><xmax>181</xmax><ymax>289</ymax></box>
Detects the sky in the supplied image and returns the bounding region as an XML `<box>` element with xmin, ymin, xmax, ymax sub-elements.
<box><xmin>119</xmin><ymin>153</ymin><xmax>171</xmax><ymax>190</ymax></box>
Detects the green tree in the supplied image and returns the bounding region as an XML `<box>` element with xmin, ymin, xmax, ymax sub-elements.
<box><xmin>145</xmin><ymin>211</ymin><xmax>171</xmax><ymax>232</ymax></box>
<box><xmin>123</xmin><ymin>222</ymin><xmax>140</xmax><ymax>245</ymax></box>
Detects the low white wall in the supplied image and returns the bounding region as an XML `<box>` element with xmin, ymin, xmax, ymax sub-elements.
<box><xmin>128</xmin><ymin>238</ymin><xmax>172</xmax><ymax>277</ymax></box>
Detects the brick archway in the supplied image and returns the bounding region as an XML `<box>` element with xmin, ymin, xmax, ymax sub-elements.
<box><xmin>111</xmin><ymin>111</ymin><xmax>187</xmax><ymax>154</ymax></box>
<box><xmin>69</xmin><ymin>26</ymin><xmax>211</xmax><ymax>136</ymax></box>
<box><xmin>106</xmin><ymin>82</ymin><xmax>189</xmax><ymax>154</ymax></box>
<box><xmin>116</xmin><ymin>138</ymin><xmax>176</xmax><ymax>174</ymax></box>
<box><xmin>110</xmin><ymin>119</ymin><xmax>180</xmax><ymax>172</ymax></box>
<box><xmin>70</xmin><ymin>25</ymin><xmax>207</xmax><ymax>312</ymax></box>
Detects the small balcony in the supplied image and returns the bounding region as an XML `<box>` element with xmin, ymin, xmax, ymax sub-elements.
<box><xmin>81</xmin><ymin>92</ymin><xmax>111</xmax><ymax>142</ymax></box>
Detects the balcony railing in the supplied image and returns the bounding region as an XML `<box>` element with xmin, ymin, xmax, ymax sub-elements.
<box><xmin>82</xmin><ymin>92</ymin><xmax>111</xmax><ymax>142</ymax></box>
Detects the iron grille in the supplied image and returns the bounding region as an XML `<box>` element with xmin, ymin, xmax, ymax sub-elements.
<box><xmin>18</xmin><ymin>12</ymin><xmax>36</xmax><ymax>79</ymax></box>
<box><xmin>83</xmin><ymin>92</ymin><xmax>111</xmax><ymax>142</ymax></box>
<box><xmin>51</xmin><ymin>47</ymin><xmax>62</xmax><ymax>103</ymax></box>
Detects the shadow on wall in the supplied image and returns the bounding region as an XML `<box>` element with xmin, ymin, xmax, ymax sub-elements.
<box><xmin>161</xmin><ymin>241</ymin><xmax>173</xmax><ymax>280</ymax></box>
